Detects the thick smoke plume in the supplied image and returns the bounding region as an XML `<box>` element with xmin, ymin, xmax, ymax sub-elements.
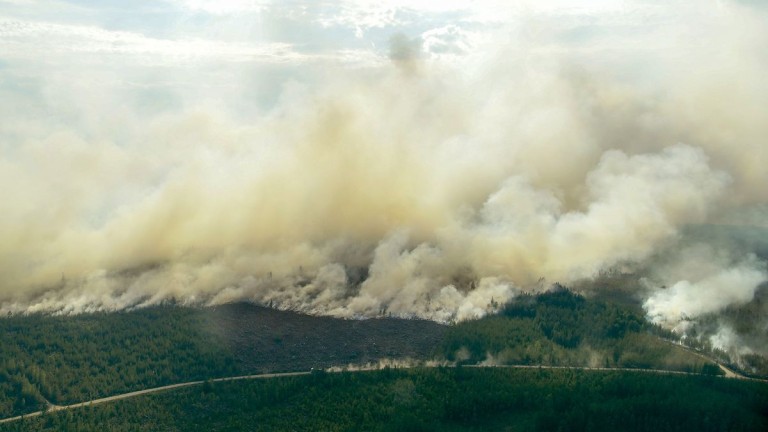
<box><xmin>1</xmin><ymin>0</ymin><xmax>767</xmax><ymax>357</ymax></box>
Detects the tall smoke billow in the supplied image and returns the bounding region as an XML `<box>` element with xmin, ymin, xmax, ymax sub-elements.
<box><xmin>0</xmin><ymin>1</ymin><xmax>767</xmax><ymax>355</ymax></box>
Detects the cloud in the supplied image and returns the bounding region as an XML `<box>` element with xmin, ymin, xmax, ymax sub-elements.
<box><xmin>170</xmin><ymin>0</ymin><xmax>265</xmax><ymax>15</ymax></box>
<box><xmin>0</xmin><ymin>19</ymin><xmax>317</xmax><ymax>64</ymax></box>
<box><xmin>421</xmin><ymin>25</ymin><xmax>474</xmax><ymax>58</ymax></box>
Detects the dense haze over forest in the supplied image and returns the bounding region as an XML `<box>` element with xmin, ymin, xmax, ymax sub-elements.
<box><xmin>1</xmin><ymin>1</ymin><xmax>767</xmax><ymax>355</ymax></box>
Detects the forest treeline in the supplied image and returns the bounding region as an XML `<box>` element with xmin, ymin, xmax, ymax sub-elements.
<box><xmin>2</xmin><ymin>367</ymin><xmax>766</xmax><ymax>432</ymax></box>
<box><xmin>0</xmin><ymin>307</ymin><xmax>237</xmax><ymax>416</ymax></box>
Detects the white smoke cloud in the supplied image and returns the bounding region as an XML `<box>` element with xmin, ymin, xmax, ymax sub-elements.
<box><xmin>709</xmin><ymin>325</ymin><xmax>752</xmax><ymax>356</ymax></box>
<box><xmin>644</xmin><ymin>259</ymin><xmax>767</xmax><ymax>328</ymax></box>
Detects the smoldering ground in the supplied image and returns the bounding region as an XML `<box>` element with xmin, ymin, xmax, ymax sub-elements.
<box><xmin>0</xmin><ymin>1</ymin><xmax>767</xmax><ymax>357</ymax></box>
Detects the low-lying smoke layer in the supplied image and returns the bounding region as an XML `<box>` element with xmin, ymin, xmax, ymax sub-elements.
<box><xmin>1</xmin><ymin>1</ymin><xmax>767</xmax><ymax>353</ymax></box>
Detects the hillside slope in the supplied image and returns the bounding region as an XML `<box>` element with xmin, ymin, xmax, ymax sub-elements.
<box><xmin>0</xmin><ymin>304</ymin><xmax>445</xmax><ymax>417</ymax></box>
<box><xmin>0</xmin><ymin>289</ymin><xmax>737</xmax><ymax>419</ymax></box>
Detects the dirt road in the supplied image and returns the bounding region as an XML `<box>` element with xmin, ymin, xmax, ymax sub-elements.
<box><xmin>0</xmin><ymin>371</ymin><xmax>309</xmax><ymax>425</ymax></box>
<box><xmin>1</xmin><ymin>363</ymin><xmax>764</xmax><ymax>425</ymax></box>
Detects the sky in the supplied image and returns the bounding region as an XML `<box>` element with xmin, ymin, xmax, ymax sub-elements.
<box><xmin>1</xmin><ymin>0</ymin><xmax>768</xmax><ymax>356</ymax></box>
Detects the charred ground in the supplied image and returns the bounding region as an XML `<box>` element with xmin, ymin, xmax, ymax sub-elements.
<box><xmin>203</xmin><ymin>303</ymin><xmax>446</xmax><ymax>372</ymax></box>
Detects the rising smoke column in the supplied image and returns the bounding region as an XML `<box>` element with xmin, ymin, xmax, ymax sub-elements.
<box><xmin>0</xmin><ymin>1</ymin><xmax>766</xmax><ymax>337</ymax></box>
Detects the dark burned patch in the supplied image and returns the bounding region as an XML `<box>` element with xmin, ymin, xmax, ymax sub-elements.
<box><xmin>202</xmin><ymin>303</ymin><xmax>447</xmax><ymax>372</ymax></box>
<box><xmin>345</xmin><ymin>265</ymin><xmax>369</xmax><ymax>286</ymax></box>
<box><xmin>448</xmin><ymin>267</ymin><xmax>479</xmax><ymax>292</ymax></box>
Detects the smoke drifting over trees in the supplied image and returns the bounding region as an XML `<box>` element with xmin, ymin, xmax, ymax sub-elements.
<box><xmin>1</xmin><ymin>2</ymin><xmax>767</xmax><ymax>354</ymax></box>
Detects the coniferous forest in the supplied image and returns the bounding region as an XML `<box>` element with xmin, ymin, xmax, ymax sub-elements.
<box><xmin>2</xmin><ymin>368</ymin><xmax>766</xmax><ymax>432</ymax></box>
<box><xmin>0</xmin><ymin>303</ymin><xmax>444</xmax><ymax>417</ymax></box>
<box><xmin>0</xmin><ymin>290</ymin><xmax>765</xmax><ymax>431</ymax></box>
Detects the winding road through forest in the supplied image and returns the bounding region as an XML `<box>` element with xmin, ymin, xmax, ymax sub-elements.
<box><xmin>1</xmin><ymin>362</ymin><xmax>765</xmax><ymax>425</ymax></box>
<box><xmin>0</xmin><ymin>371</ymin><xmax>310</xmax><ymax>425</ymax></box>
